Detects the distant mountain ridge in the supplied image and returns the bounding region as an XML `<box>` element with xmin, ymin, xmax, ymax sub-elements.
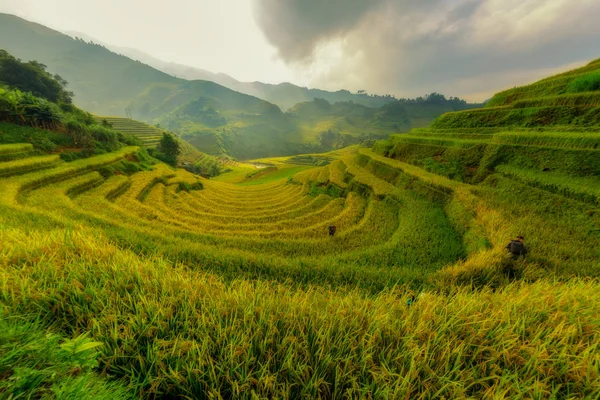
<box><xmin>0</xmin><ymin>13</ymin><xmax>477</xmax><ymax>159</ymax></box>
<box><xmin>65</xmin><ymin>30</ymin><xmax>397</xmax><ymax>111</ymax></box>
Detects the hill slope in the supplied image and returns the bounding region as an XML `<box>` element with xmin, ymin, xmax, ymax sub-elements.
<box><xmin>64</xmin><ymin>31</ymin><xmax>400</xmax><ymax>111</ymax></box>
<box><xmin>1</xmin><ymin>122</ymin><xmax>598</xmax><ymax>398</ymax></box>
<box><xmin>2</xmin><ymin>58</ymin><xmax>600</xmax><ymax>397</ymax></box>
<box><xmin>1</xmin><ymin>14</ymin><xmax>477</xmax><ymax>159</ymax></box>
<box><xmin>0</xmin><ymin>13</ymin><xmax>279</xmax><ymax>119</ymax></box>
<box><xmin>433</xmin><ymin>59</ymin><xmax>600</xmax><ymax>129</ymax></box>
<box><xmin>0</xmin><ymin>13</ymin><xmax>301</xmax><ymax>160</ymax></box>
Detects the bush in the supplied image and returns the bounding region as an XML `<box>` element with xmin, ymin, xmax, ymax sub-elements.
<box><xmin>158</xmin><ymin>133</ymin><xmax>181</xmax><ymax>167</ymax></box>
<box><xmin>177</xmin><ymin>181</ymin><xmax>203</xmax><ymax>193</ymax></box>
<box><xmin>567</xmin><ymin>72</ymin><xmax>600</xmax><ymax>93</ymax></box>
<box><xmin>88</xmin><ymin>125</ymin><xmax>120</xmax><ymax>152</ymax></box>
<box><xmin>116</xmin><ymin>132</ymin><xmax>143</xmax><ymax>147</ymax></box>
<box><xmin>0</xmin><ymin>89</ymin><xmax>63</xmax><ymax>129</ymax></box>
<box><xmin>308</xmin><ymin>182</ymin><xmax>345</xmax><ymax>198</ymax></box>
<box><xmin>60</xmin><ymin>150</ymin><xmax>88</xmax><ymax>162</ymax></box>
<box><xmin>187</xmin><ymin>157</ymin><xmax>222</xmax><ymax>177</ymax></box>
<box><xmin>98</xmin><ymin>160</ymin><xmax>147</xmax><ymax>178</ymax></box>
<box><xmin>0</xmin><ymin>50</ymin><xmax>74</xmax><ymax>104</ymax></box>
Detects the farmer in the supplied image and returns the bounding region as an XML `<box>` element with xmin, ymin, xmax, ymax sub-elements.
<box><xmin>503</xmin><ymin>235</ymin><xmax>528</xmax><ymax>278</ymax></box>
<box><xmin>328</xmin><ymin>225</ymin><xmax>337</xmax><ymax>237</ymax></box>
<box><xmin>505</xmin><ymin>235</ymin><xmax>528</xmax><ymax>259</ymax></box>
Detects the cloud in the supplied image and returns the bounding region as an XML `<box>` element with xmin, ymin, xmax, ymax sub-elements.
<box><xmin>251</xmin><ymin>0</ymin><xmax>386</xmax><ymax>62</ymax></box>
<box><xmin>252</xmin><ymin>0</ymin><xmax>600</xmax><ymax>100</ymax></box>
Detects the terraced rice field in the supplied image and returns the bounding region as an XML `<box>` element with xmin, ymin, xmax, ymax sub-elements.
<box><xmin>95</xmin><ymin>116</ymin><xmax>164</xmax><ymax>148</ymax></box>
<box><xmin>0</xmin><ymin>143</ymin><xmax>466</xmax><ymax>292</ymax></box>
<box><xmin>2</xmin><ymin>139</ymin><xmax>600</xmax><ymax>398</ymax></box>
<box><xmin>3</xmin><ymin>59</ymin><xmax>600</xmax><ymax>399</ymax></box>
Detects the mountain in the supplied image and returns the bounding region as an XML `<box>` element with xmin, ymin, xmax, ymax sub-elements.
<box><xmin>0</xmin><ymin>13</ymin><xmax>476</xmax><ymax>159</ymax></box>
<box><xmin>0</xmin><ymin>13</ymin><xmax>301</xmax><ymax>158</ymax></box>
<box><xmin>65</xmin><ymin>31</ymin><xmax>398</xmax><ymax>111</ymax></box>
<box><xmin>65</xmin><ymin>31</ymin><xmax>243</xmax><ymax>94</ymax></box>
<box><xmin>0</xmin><ymin>14</ymin><xmax>278</xmax><ymax>118</ymax></box>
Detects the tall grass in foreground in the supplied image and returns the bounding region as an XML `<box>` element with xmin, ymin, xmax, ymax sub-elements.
<box><xmin>0</xmin><ymin>315</ymin><xmax>133</xmax><ymax>399</ymax></box>
<box><xmin>1</xmin><ymin>226</ymin><xmax>599</xmax><ymax>399</ymax></box>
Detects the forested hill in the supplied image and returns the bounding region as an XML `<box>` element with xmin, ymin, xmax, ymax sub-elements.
<box><xmin>0</xmin><ymin>13</ymin><xmax>477</xmax><ymax>159</ymax></box>
<box><xmin>0</xmin><ymin>13</ymin><xmax>280</xmax><ymax>119</ymax></box>
<box><xmin>65</xmin><ymin>30</ymin><xmax>400</xmax><ymax>110</ymax></box>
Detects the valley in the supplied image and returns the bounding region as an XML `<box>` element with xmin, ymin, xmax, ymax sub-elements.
<box><xmin>0</xmin><ymin>13</ymin><xmax>478</xmax><ymax>159</ymax></box>
<box><xmin>0</xmin><ymin>10</ymin><xmax>599</xmax><ymax>400</ymax></box>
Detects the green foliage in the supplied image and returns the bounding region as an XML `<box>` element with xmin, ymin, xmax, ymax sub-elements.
<box><xmin>308</xmin><ymin>182</ymin><xmax>346</xmax><ymax>197</ymax></box>
<box><xmin>496</xmin><ymin>165</ymin><xmax>600</xmax><ymax>205</ymax></box>
<box><xmin>422</xmin><ymin>157</ymin><xmax>466</xmax><ymax>182</ymax></box>
<box><xmin>0</xmin><ymin>86</ymin><xmax>141</xmax><ymax>159</ymax></box>
<box><xmin>186</xmin><ymin>154</ymin><xmax>222</xmax><ymax>177</ymax></box>
<box><xmin>512</xmin><ymin>92</ymin><xmax>600</xmax><ymax>108</ymax></box>
<box><xmin>0</xmin><ymin>49</ymin><xmax>73</xmax><ymax>104</ymax></box>
<box><xmin>0</xmin><ymin>121</ymin><xmax>69</xmax><ymax>152</ymax></box>
<box><xmin>0</xmin><ymin>88</ymin><xmax>63</xmax><ymax>130</ymax></box>
<box><xmin>432</xmin><ymin>105</ymin><xmax>600</xmax><ymax>129</ymax></box>
<box><xmin>157</xmin><ymin>133</ymin><xmax>180</xmax><ymax>166</ymax></box>
<box><xmin>97</xmin><ymin>160</ymin><xmax>150</xmax><ymax>179</ymax></box>
<box><xmin>0</xmin><ymin>316</ymin><xmax>134</xmax><ymax>399</ymax></box>
<box><xmin>285</xmin><ymin>155</ymin><xmax>333</xmax><ymax>166</ymax></box>
<box><xmin>176</xmin><ymin>180</ymin><xmax>203</xmax><ymax>193</ymax></box>
<box><xmin>486</xmin><ymin>60</ymin><xmax>600</xmax><ymax>107</ymax></box>
<box><xmin>567</xmin><ymin>71</ymin><xmax>600</xmax><ymax>93</ymax></box>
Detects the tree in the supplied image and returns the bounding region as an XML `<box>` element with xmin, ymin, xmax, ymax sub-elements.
<box><xmin>424</xmin><ymin>93</ymin><xmax>447</xmax><ymax>105</ymax></box>
<box><xmin>0</xmin><ymin>50</ymin><xmax>73</xmax><ymax>104</ymax></box>
<box><xmin>158</xmin><ymin>133</ymin><xmax>181</xmax><ymax>166</ymax></box>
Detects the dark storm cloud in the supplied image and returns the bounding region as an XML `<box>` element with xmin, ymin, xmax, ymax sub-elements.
<box><xmin>252</xmin><ymin>0</ymin><xmax>386</xmax><ymax>61</ymax></box>
<box><xmin>252</xmin><ymin>0</ymin><xmax>600</xmax><ymax>99</ymax></box>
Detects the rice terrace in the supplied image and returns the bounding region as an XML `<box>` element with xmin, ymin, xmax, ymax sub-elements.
<box><xmin>0</xmin><ymin>3</ymin><xmax>600</xmax><ymax>400</ymax></box>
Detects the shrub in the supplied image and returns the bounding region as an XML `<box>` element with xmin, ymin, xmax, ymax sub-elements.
<box><xmin>158</xmin><ymin>133</ymin><xmax>181</xmax><ymax>166</ymax></box>
<box><xmin>308</xmin><ymin>182</ymin><xmax>345</xmax><ymax>197</ymax></box>
<box><xmin>0</xmin><ymin>89</ymin><xmax>63</xmax><ymax>129</ymax></box>
<box><xmin>0</xmin><ymin>50</ymin><xmax>73</xmax><ymax>104</ymax></box>
<box><xmin>567</xmin><ymin>72</ymin><xmax>600</xmax><ymax>93</ymax></box>
<box><xmin>177</xmin><ymin>181</ymin><xmax>203</xmax><ymax>193</ymax></box>
<box><xmin>60</xmin><ymin>150</ymin><xmax>87</xmax><ymax>162</ymax></box>
<box><xmin>98</xmin><ymin>160</ymin><xmax>146</xmax><ymax>178</ymax></box>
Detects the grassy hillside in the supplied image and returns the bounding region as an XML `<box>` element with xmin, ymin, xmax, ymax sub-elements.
<box><xmin>0</xmin><ymin>14</ymin><xmax>297</xmax><ymax>160</ymax></box>
<box><xmin>487</xmin><ymin>58</ymin><xmax>600</xmax><ymax>107</ymax></box>
<box><xmin>0</xmin><ymin>14</ymin><xmax>278</xmax><ymax>120</ymax></box>
<box><xmin>373</xmin><ymin>59</ymin><xmax>600</xmax><ymax>281</ymax></box>
<box><xmin>95</xmin><ymin>117</ymin><xmax>164</xmax><ymax>148</ymax></box>
<box><xmin>93</xmin><ymin>116</ymin><xmax>219</xmax><ymax>168</ymax></box>
<box><xmin>2</xmin><ymin>28</ymin><xmax>599</xmax><ymax>400</ymax></box>
<box><xmin>97</xmin><ymin>44</ymin><xmax>400</xmax><ymax>110</ymax></box>
<box><xmin>433</xmin><ymin>60</ymin><xmax>600</xmax><ymax>129</ymax></box>
<box><xmin>165</xmin><ymin>96</ymin><xmax>476</xmax><ymax>159</ymax></box>
<box><xmin>1</xmin><ymin>131</ymin><xmax>598</xmax><ymax>397</ymax></box>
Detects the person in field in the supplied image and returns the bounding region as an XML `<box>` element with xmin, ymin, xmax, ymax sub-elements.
<box><xmin>505</xmin><ymin>235</ymin><xmax>528</xmax><ymax>259</ymax></box>
<box><xmin>503</xmin><ymin>235</ymin><xmax>528</xmax><ymax>279</ymax></box>
<box><xmin>328</xmin><ymin>225</ymin><xmax>337</xmax><ymax>237</ymax></box>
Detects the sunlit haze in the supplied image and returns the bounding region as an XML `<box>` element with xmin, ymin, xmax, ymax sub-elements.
<box><xmin>1</xmin><ymin>0</ymin><xmax>600</xmax><ymax>101</ymax></box>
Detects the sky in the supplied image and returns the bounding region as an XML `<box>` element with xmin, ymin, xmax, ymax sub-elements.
<box><xmin>1</xmin><ymin>0</ymin><xmax>600</xmax><ymax>102</ymax></box>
